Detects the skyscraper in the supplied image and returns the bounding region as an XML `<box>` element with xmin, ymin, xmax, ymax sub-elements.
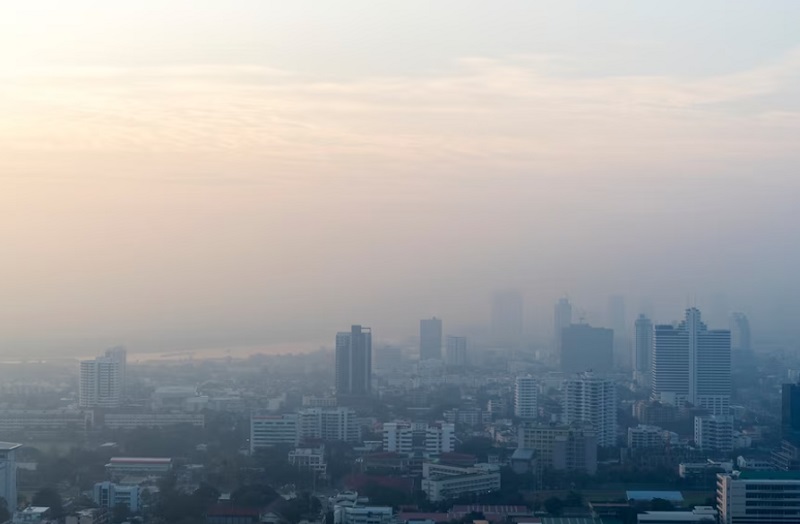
<box><xmin>730</xmin><ymin>312</ymin><xmax>751</xmax><ymax>353</ymax></box>
<box><xmin>514</xmin><ymin>376</ymin><xmax>538</xmax><ymax>419</ymax></box>
<box><xmin>652</xmin><ymin>308</ymin><xmax>731</xmax><ymax>415</ymax></box>
<box><xmin>420</xmin><ymin>318</ymin><xmax>443</xmax><ymax>361</ymax></box>
<box><xmin>79</xmin><ymin>356</ymin><xmax>122</xmax><ymax>408</ymax></box>
<box><xmin>491</xmin><ymin>290</ymin><xmax>524</xmax><ymax>349</ymax></box>
<box><xmin>560</xmin><ymin>323</ymin><xmax>614</xmax><ymax>374</ymax></box>
<box><xmin>553</xmin><ymin>297</ymin><xmax>572</xmax><ymax>351</ymax></box>
<box><xmin>445</xmin><ymin>336</ymin><xmax>467</xmax><ymax>367</ymax></box>
<box><xmin>633</xmin><ymin>314</ymin><xmax>653</xmax><ymax>384</ymax></box>
<box><xmin>782</xmin><ymin>383</ymin><xmax>800</xmax><ymax>443</ymax></box>
<box><xmin>105</xmin><ymin>346</ymin><xmax>127</xmax><ymax>394</ymax></box>
<box><xmin>335</xmin><ymin>325</ymin><xmax>372</xmax><ymax>397</ymax></box>
<box><xmin>0</xmin><ymin>442</ymin><xmax>21</xmax><ymax>512</ymax></box>
<box><xmin>563</xmin><ymin>372</ymin><xmax>618</xmax><ymax>447</ymax></box>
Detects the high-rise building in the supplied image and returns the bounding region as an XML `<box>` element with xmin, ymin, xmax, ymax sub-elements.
<box><xmin>105</xmin><ymin>346</ymin><xmax>127</xmax><ymax>394</ymax></box>
<box><xmin>491</xmin><ymin>290</ymin><xmax>524</xmax><ymax>349</ymax></box>
<box><xmin>382</xmin><ymin>422</ymin><xmax>414</xmax><ymax>454</ymax></box>
<box><xmin>425</xmin><ymin>422</ymin><xmax>456</xmax><ymax>455</ymax></box>
<box><xmin>563</xmin><ymin>372</ymin><xmax>618</xmax><ymax>447</ymax></box>
<box><xmin>445</xmin><ymin>336</ymin><xmax>467</xmax><ymax>367</ymax></box>
<box><xmin>652</xmin><ymin>308</ymin><xmax>731</xmax><ymax>415</ymax></box>
<box><xmin>782</xmin><ymin>383</ymin><xmax>800</xmax><ymax>444</ymax></box>
<box><xmin>608</xmin><ymin>295</ymin><xmax>629</xmax><ymax>366</ymax></box>
<box><xmin>730</xmin><ymin>313</ymin><xmax>751</xmax><ymax>353</ymax></box>
<box><xmin>514</xmin><ymin>376</ymin><xmax>538</xmax><ymax>420</ymax></box>
<box><xmin>518</xmin><ymin>423</ymin><xmax>597</xmax><ymax>475</ymax></box>
<box><xmin>298</xmin><ymin>407</ymin><xmax>361</xmax><ymax>444</ymax></box>
<box><xmin>633</xmin><ymin>314</ymin><xmax>653</xmax><ymax>385</ymax></box>
<box><xmin>335</xmin><ymin>325</ymin><xmax>372</xmax><ymax>397</ymax></box>
<box><xmin>554</xmin><ymin>298</ymin><xmax>572</xmax><ymax>352</ymax></box>
<box><xmin>79</xmin><ymin>356</ymin><xmax>122</xmax><ymax>408</ymax></box>
<box><xmin>420</xmin><ymin>318</ymin><xmax>443</xmax><ymax>361</ymax></box>
<box><xmin>694</xmin><ymin>415</ymin><xmax>734</xmax><ymax>453</ymax></box>
<box><xmin>0</xmin><ymin>442</ymin><xmax>21</xmax><ymax>511</ymax></box>
<box><xmin>717</xmin><ymin>470</ymin><xmax>800</xmax><ymax>524</ymax></box>
<box><xmin>560</xmin><ymin>324</ymin><xmax>614</xmax><ymax>374</ymax></box>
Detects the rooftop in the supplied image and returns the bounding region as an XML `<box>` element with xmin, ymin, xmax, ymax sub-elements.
<box><xmin>108</xmin><ymin>457</ymin><xmax>172</xmax><ymax>464</ymax></box>
<box><xmin>626</xmin><ymin>490</ymin><xmax>684</xmax><ymax>502</ymax></box>
<box><xmin>0</xmin><ymin>442</ymin><xmax>22</xmax><ymax>451</ymax></box>
<box><xmin>736</xmin><ymin>470</ymin><xmax>800</xmax><ymax>480</ymax></box>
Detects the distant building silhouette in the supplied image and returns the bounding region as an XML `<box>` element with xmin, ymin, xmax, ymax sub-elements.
<box><xmin>445</xmin><ymin>335</ymin><xmax>467</xmax><ymax>367</ymax></box>
<box><xmin>491</xmin><ymin>290</ymin><xmax>524</xmax><ymax>350</ymax></box>
<box><xmin>783</xmin><ymin>382</ymin><xmax>800</xmax><ymax>444</ymax></box>
<box><xmin>608</xmin><ymin>295</ymin><xmax>629</xmax><ymax>366</ymax></box>
<box><xmin>420</xmin><ymin>317</ymin><xmax>443</xmax><ymax>361</ymax></box>
<box><xmin>652</xmin><ymin>308</ymin><xmax>730</xmax><ymax>415</ymax></box>
<box><xmin>560</xmin><ymin>323</ymin><xmax>613</xmax><ymax>374</ymax></box>
<box><xmin>553</xmin><ymin>297</ymin><xmax>572</xmax><ymax>352</ymax></box>
<box><xmin>335</xmin><ymin>325</ymin><xmax>372</xmax><ymax>397</ymax></box>
<box><xmin>633</xmin><ymin>314</ymin><xmax>653</xmax><ymax>385</ymax></box>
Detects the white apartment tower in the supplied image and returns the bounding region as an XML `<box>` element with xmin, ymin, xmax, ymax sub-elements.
<box><xmin>694</xmin><ymin>415</ymin><xmax>734</xmax><ymax>453</ymax></box>
<box><xmin>563</xmin><ymin>372</ymin><xmax>618</xmax><ymax>447</ymax></box>
<box><xmin>652</xmin><ymin>308</ymin><xmax>731</xmax><ymax>415</ymax></box>
<box><xmin>79</xmin><ymin>356</ymin><xmax>122</xmax><ymax>408</ymax></box>
<box><xmin>514</xmin><ymin>376</ymin><xmax>539</xmax><ymax>420</ymax></box>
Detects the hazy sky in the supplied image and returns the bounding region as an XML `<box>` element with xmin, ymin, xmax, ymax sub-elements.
<box><xmin>2</xmin><ymin>1</ymin><xmax>800</xmax><ymax>354</ymax></box>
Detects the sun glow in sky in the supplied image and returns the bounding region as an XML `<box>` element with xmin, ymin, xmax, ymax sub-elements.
<box><xmin>2</xmin><ymin>1</ymin><xmax>800</xmax><ymax>354</ymax></box>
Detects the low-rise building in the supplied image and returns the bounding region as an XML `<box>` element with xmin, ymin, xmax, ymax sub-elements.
<box><xmin>637</xmin><ymin>506</ymin><xmax>717</xmax><ymax>523</ymax></box>
<box><xmin>13</xmin><ymin>507</ymin><xmax>51</xmax><ymax>524</ymax></box>
<box><xmin>628</xmin><ymin>425</ymin><xmax>668</xmax><ymax>449</ymax></box>
<box><xmin>421</xmin><ymin>462</ymin><xmax>501</xmax><ymax>502</ymax></box>
<box><xmin>288</xmin><ymin>446</ymin><xmax>327</xmax><ymax>476</ymax></box>
<box><xmin>694</xmin><ymin>415</ymin><xmax>733</xmax><ymax>453</ymax></box>
<box><xmin>717</xmin><ymin>470</ymin><xmax>800</xmax><ymax>523</ymax></box>
<box><xmin>102</xmin><ymin>412</ymin><xmax>205</xmax><ymax>430</ymax></box>
<box><xmin>333</xmin><ymin>506</ymin><xmax>393</xmax><ymax>524</ymax></box>
<box><xmin>93</xmin><ymin>481</ymin><xmax>141</xmax><ymax>512</ymax></box>
<box><xmin>106</xmin><ymin>457</ymin><xmax>172</xmax><ymax>479</ymax></box>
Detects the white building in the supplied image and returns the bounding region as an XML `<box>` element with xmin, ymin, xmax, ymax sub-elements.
<box><xmin>104</xmin><ymin>346</ymin><xmax>127</xmax><ymax>393</ymax></box>
<box><xmin>93</xmin><ymin>481</ymin><xmax>141</xmax><ymax>512</ymax></box>
<box><xmin>425</xmin><ymin>422</ymin><xmax>456</xmax><ymax>455</ymax></box>
<box><xmin>514</xmin><ymin>376</ymin><xmax>538</xmax><ymax>420</ymax></box>
<box><xmin>563</xmin><ymin>372</ymin><xmax>618</xmax><ymax>447</ymax></box>
<box><xmin>637</xmin><ymin>506</ymin><xmax>717</xmax><ymax>523</ymax></box>
<box><xmin>298</xmin><ymin>408</ymin><xmax>360</xmax><ymax>444</ymax></box>
<box><xmin>421</xmin><ymin>462</ymin><xmax>501</xmax><ymax>502</ymax></box>
<box><xmin>79</xmin><ymin>356</ymin><xmax>122</xmax><ymax>408</ymax></box>
<box><xmin>0</xmin><ymin>442</ymin><xmax>21</xmax><ymax>511</ymax></box>
<box><xmin>628</xmin><ymin>425</ymin><xmax>667</xmax><ymax>449</ymax></box>
<box><xmin>0</xmin><ymin>410</ymin><xmax>91</xmax><ymax>434</ymax></box>
<box><xmin>445</xmin><ymin>336</ymin><xmax>467</xmax><ymax>367</ymax></box>
<box><xmin>717</xmin><ymin>470</ymin><xmax>800</xmax><ymax>523</ymax></box>
<box><xmin>12</xmin><ymin>507</ymin><xmax>50</xmax><ymax>524</ymax></box>
<box><xmin>333</xmin><ymin>505</ymin><xmax>393</xmax><ymax>524</ymax></box>
<box><xmin>103</xmin><ymin>413</ymin><xmax>205</xmax><ymax>430</ymax></box>
<box><xmin>695</xmin><ymin>415</ymin><xmax>734</xmax><ymax>453</ymax></box>
<box><xmin>652</xmin><ymin>308</ymin><xmax>731</xmax><ymax>415</ymax></box>
<box><xmin>288</xmin><ymin>446</ymin><xmax>327</xmax><ymax>476</ymax></box>
<box><xmin>383</xmin><ymin>422</ymin><xmax>413</xmax><ymax>454</ymax></box>
<box><xmin>250</xmin><ymin>414</ymin><xmax>299</xmax><ymax>451</ymax></box>
<box><xmin>106</xmin><ymin>457</ymin><xmax>172</xmax><ymax>478</ymax></box>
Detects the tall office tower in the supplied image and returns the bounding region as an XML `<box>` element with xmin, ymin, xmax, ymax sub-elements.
<box><xmin>717</xmin><ymin>470</ymin><xmax>800</xmax><ymax>524</ymax></box>
<box><xmin>420</xmin><ymin>318</ymin><xmax>443</xmax><ymax>361</ymax></box>
<box><xmin>105</xmin><ymin>346</ymin><xmax>127</xmax><ymax>393</ymax></box>
<box><xmin>694</xmin><ymin>414</ymin><xmax>733</xmax><ymax>452</ymax></box>
<box><xmin>608</xmin><ymin>295</ymin><xmax>629</xmax><ymax>366</ymax></box>
<box><xmin>514</xmin><ymin>376</ymin><xmax>539</xmax><ymax>419</ymax></box>
<box><xmin>633</xmin><ymin>314</ymin><xmax>653</xmax><ymax>384</ymax></box>
<box><xmin>782</xmin><ymin>383</ymin><xmax>800</xmax><ymax>443</ymax></box>
<box><xmin>491</xmin><ymin>290</ymin><xmax>524</xmax><ymax>350</ymax></box>
<box><xmin>560</xmin><ymin>323</ymin><xmax>614</xmax><ymax>374</ymax></box>
<box><xmin>445</xmin><ymin>336</ymin><xmax>467</xmax><ymax>367</ymax></box>
<box><xmin>553</xmin><ymin>297</ymin><xmax>573</xmax><ymax>351</ymax></box>
<box><xmin>0</xmin><ymin>442</ymin><xmax>21</xmax><ymax>511</ymax></box>
<box><xmin>335</xmin><ymin>325</ymin><xmax>372</xmax><ymax>397</ymax></box>
<box><xmin>562</xmin><ymin>372</ymin><xmax>618</xmax><ymax>447</ymax></box>
<box><xmin>652</xmin><ymin>308</ymin><xmax>731</xmax><ymax>415</ymax></box>
<box><xmin>79</xmin><ymin>356</ymin><xmax>122</xmax><ymax>408</ymax></box>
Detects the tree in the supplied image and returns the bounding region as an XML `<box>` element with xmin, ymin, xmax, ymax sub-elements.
<box><xmin>31</xmin><ymin>488</ymin><xmax>63</xmax><ymax>518</ymax></box>
<box><xmin>650</xmin><ymin>498</ymin><xmax>675</xmax><ymax>511</ymax></box>
<box><xmin>565</xmin><ymin>491</ymin><xmax>583</xmax><ymax>507</ymax></box>
<box><xmin>230</xmin><ymin>484</ymin><xmax>280</xmax><ymax>508</ymax></box>
<box><xmin>543</xmin><ymin>497</ymin><xmax>563</xmax><ymax>516</ymax></box>
<box><xmin>112</xmin><ymin>503</ymin><xmax>130</xmax><ymax>524</ymax></box>
<box><xmin>0</xmin><ymin>496</ymin><xmax>10</xmax><ymax>524</ymax></box>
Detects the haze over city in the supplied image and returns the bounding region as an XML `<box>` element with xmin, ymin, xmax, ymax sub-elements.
<box><xmin>3</xmin><ymin>1</ymin><xmax>800</xmax><ymax>356</ymax></box>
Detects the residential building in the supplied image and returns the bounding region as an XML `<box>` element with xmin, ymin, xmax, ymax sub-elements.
<box><xmin>250</xmin><ymin>414</ymin><xmax>299</xmax><ymax>452</ymax></box>
<box><xmin>560</xmin><ymin>324</ymin><xmax>614</xmax><ymax>374</ymax></box>
<box><xmin>302</xmin><ymin>395</ymin><xmax>337</xmax><ymax>408</ymax></box>
<box><xmin>717</xmin><ymin>470</ymin><xmax>800</xmax><ymax>523</ymax></box>
<box><xmin>0</xmin><ymin>442</ymin><xmax>21</xmax><ymax>512</ymax></box>
<box><xmin>93</xmin><ymin>481</ymin><xmax>141</xmax><ymax>512</ymax></box>
<box><xmin>425</xmin><ymin>423</ymin><xmax>456</xmax><ymax>455</ymax></box>
<box><xmin>79</xmin><ymin>356</ymin><xmax>122</xmax><ymax>408</ymax></box>
<box><xmin>695</xmin><ymin>415</ymin><xmax>734</xmax><ymax>453</ymax></box>
<box><xmin>288</xmin><ymin>446</ymin><xmax>327</xmax><ymax>476</ymax></box>
<box><xmin>634</xmin><ymin>314</ymin><xmax>653</xmax><ymax>385</ymax></box>
<box><xmin>420</xmin><ymin>318</ymin><xmax>443</xmax><ymax>361</ymax></box>
<box><xmin>628</xmin><ymin>425</ymin><xmax>667</xmax><ymax>449</ymax></box>
<box><xmin>445</xmin><ymin>336</ymin><xmax>467</xmax><ymax>367</ymax></box>
<box><xmin>563</xmin><ymin>372</ymin><xmax>618</xmax><ymax>447</ymax></box>
<box><xmin>298</xmin><ymin>407</ymin><xmax>361</xmax><ymax>444</ymax></box>
<box><xmin>0</xmin><ymin>410</ymin><xmax>91</xmax><ymax>435</ymax></box>
<box><xmin>383</xmin><ymin>422</ymin><xmax>414</xmax><ymax>454</ymax></box>
<box><xmin>333</xmin><ymin>505</ymin><xmax>393</xmax><ymax>524</ymax></box>
<box><xmin>514</xmin><ymin>376</ymin><xmax>538</xmax><ymax>420</ymax></box>
<box><xmin>13</xmin><ymin>508</ymin><xmax>50</xmax><ymax>524</ymax></box>
<box><xmin>104</xmin><ymin>346</ymin><xmax>127</xmax><ymax>394</ymax></box>
<box><xmin>335</xmin><ymin>325</ymin><xmax>372</xmax><ymax>397</ymax></box>
<box><xmin>518</xmin><ymin>424</ymin><xmax>597</xmax><ymax>475</ymax></box>
<box><xmin>421</xmin><ymin>462</ymin><xmax>501</xmax><ymax>502</ymax></box>
<box><xmin>102</xmin><ymin>413</ymin><xmax>205</xmax><ymax>430</ymax></box>
<box><xmin>105</xmin><ymin>457</ymin><xmax>172</xmax><ymax>479</ymax></box>
<box><xmin>652</xmin><ymin>308</ymin><xmax>731</xmax><ymax>416</ymax></box>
